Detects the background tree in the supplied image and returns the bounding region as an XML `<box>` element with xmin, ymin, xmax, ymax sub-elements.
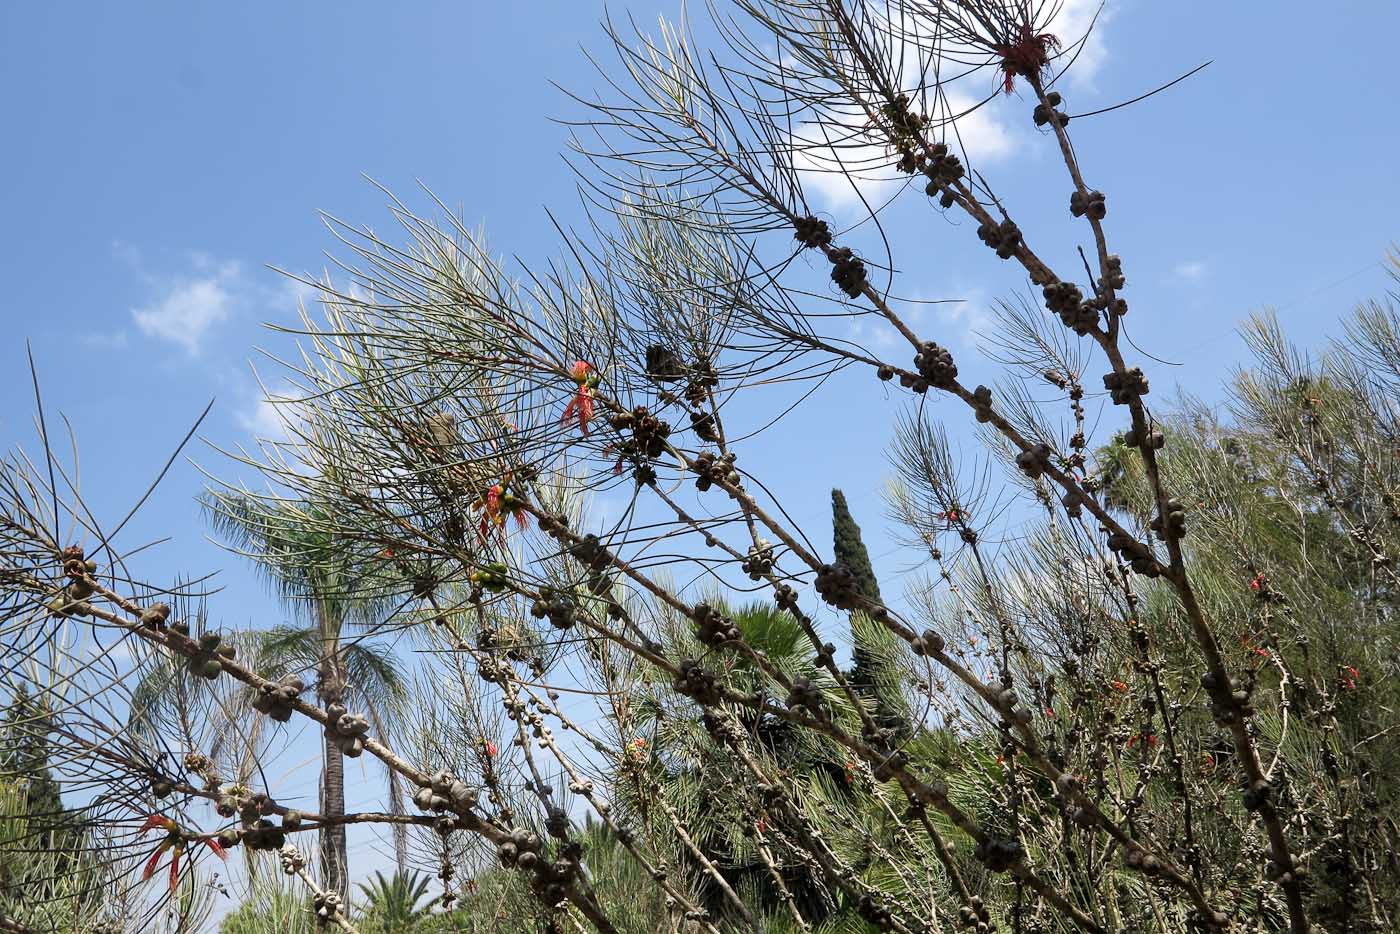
<box><xmin>204</xmin><ymin>494</ymin><xmax>410</xmax><ymax>901</ymax></box>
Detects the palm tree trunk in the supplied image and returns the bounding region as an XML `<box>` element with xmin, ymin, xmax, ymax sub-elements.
<box><xmin>320</xmin><ymin>725</ymin><xmax>348</xmax><ymax>901</ymax></box>
<box><xmin>317</xmin><ymin>603</ymin><xmax>350</xmax><ymax>902</ymax></box>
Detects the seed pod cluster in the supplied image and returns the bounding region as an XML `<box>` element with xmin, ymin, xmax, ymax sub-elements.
<box><xmin>958</xmin><ymin>895</ymin><xmax>995</xmax><ymax>931</ymax></box>
<box><xmin>47</xmin><ymin>575</ymin><xmax>95</xmax><ymax>617</ymax></box>
<box><xmin>413</xmin><ymin>770</ymin><xmax>480</xmax><ymax>813</ymax></box>
<box><xmin>563</xmin><ymin>535</ymin><xmax>608</xmax><ymax>576</ymax></box>
<box><xmin>741</xmin><ymin>540</ymin><xmax>774</xmax><ymax>579</ymax></box>
<box><xmin>1106</xmin><ymin>530</ymin><xmax>1159</xmax><ymax>577</ymax></box>
<box><xmin>1033</xmin><ymin>91</ymin><xmax>1069</xmax><ymax>127</ymax></box>
<box><xmin>920</xmin><ymin>141</ymin><xmax>966</xmax><ymax>192</ymax></box>
<box><xmin>139</xmin><ymin>602</ymin><xmax>171</xmax><ymax>630</ymax></box>
<box><xmin>977</xmin><ymin>219</ymin><xmax>1022</xmax><ymax>259</ymax></box>
<box><xmin>1150</xmin><ymin>498</ymin><xmax>1188</xmax><ymax>540</ymax></box>
<box><xmin>785</xmin><ymin>677</ymin><xmax>824</xmax><ymax>716</ymax></box>
<box><xmin>468</xmin><ymin>561</ymin><xmax>509</xmax><ymax>594</ymax></box>
<box><xmin>1070</xmin><ymin>189</ymin><xmax>1106</xmax><ymax>220</ymax></box>
<box><xmin>1242</xmin><ymin>778</ymin><xmax>1273</xmax><ymax>813</ymax></box>
<box><xmin>672</xmin><ymin>658</ymin><xmax>721</xmax><ymax>705</ymax></box>
<box><xmin>243</xmin><ymin>818</ymin><xmax>286</xmax><ymax>852</ymax></box>
<box><xmin>1103</xmin><ymin>367</ymin><xmax>1149</xmax><ymax>405</ymax></box>
<box><xmin>693</xmin><ymin>602</ymin><xmax>741</xmax><ymax>647</ymax></box>
<box><xmin>793</xmin><ymin>215</ymin><xmax>832</xmax><ymax>250</ymax></box>
<box><xmin>151</xmin><ymin>776</ymin><xmax>175</xmax><ymax>798</ymax></box>
<box><xmin>530</xmin><ymin>587</ymin><xmax>578</xmax><ymax>630</ymax></box>
<box><xmin>910</xmin><ymin>630</ymin><xmax>946</xmax><ymax>656</ymax></box>
<box><xmin>1100</xmin><ymin>254</ymin><xmax>1125</xmax><ymax>291</ymax></box>
<box><xmin>324</xmin><ymin>703</ymin><xmax>370</xmax><ymax>758</ymax></box>
<box><xmin>497</xmin><ymin>827</ymin><xmax>544</xmax><ymax>869</ymax></box>
<box><xmin>1124</xmin><ymin>845</ymin><xmax>1163</xmax><ymax>875</ymax></box>
<box><xmin>188</xmin><ymin>631</ymin><xmax>235</xmax><ymax>680</ymax></box>
<box><xmin>857</xmin><ymin>893</ymin><xmax>894</xmax><ymax>930</ymax></box>
<box><xmin>829</xmin><ymin>247</ymin><xmax>867</xmax><ymax>298</ymax></box>
<box><xmin>610</xmin><ymin>407</ymin><xmax>672</xmax><ymax>460</ymax></box>
<box><xmin>913</xmin><ymin>341</ymin><xmax>958</xmax><ymax>389</ymax></box>
<box><xmin>975</xmin><ymin>836</ymin><xmax>1025</xmax><ymax>872</ymax></box>
<box><xmin>1015</xmin><ymin>443</ymin><xmax>1052</xmax><ymax>480</ymax></box>
<box><xmin>689</xmin><ymin>410</ymin><xmax>719</xmax><ymax>443</ymax></box>
<box><xmin>278</xmin><ymin>843</ymin><xmax>306</xmax><ymax>875</ymax></box>
<box><xmin>972</xmin><ymin>385</ymin><xmax>994</xmax><ymax>423</ymax></box>
<box><xmin>1200</xmin><ymin>670</ymin><xmax>1254</xmax><ymax>723</ymax></box>
<box><xmin>1043</xmin><ymin>281</ymin><xmax>1097</xmax><ymax>335</ymax></box>
<box><xmin>814</xmin><ymin>562</ymin><xmax>860</xmax><ymax>610</ymax></box>
<box><xmin>644</xmin><ymin>344</ymin><xmax>685</xmax><ymax>381</ymax></box>
<box><xmin>252</xmin><ymin>675</ymin><xmax>305</xmax><ymax>723</ymax></box>
<box><xmin>773</xmin><ymin>583</ymin><xmax>799</xmax><ymax>612</ymax></box>
<box><xmin>313</xmin><ymin>892</ymin><xmax>342</xmax><ymax>921</ymax></box>
<box><xmin>684</xmin><ymin>358</ymin><xmax>720</xmax><ymax>406</ymax></box>
<box><xmin>692</xmin><ymin>451</ymin><xmax>740</xmax><ymax>492</ymax></box>
<box><xmin>1122</xmin><ymin>426</ymin><xmax>1165</xmax><ymax>450</ymax></box>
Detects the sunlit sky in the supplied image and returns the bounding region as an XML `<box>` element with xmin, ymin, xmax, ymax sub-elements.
<box><xmin>2</xmin><ymin>0</ymin><xmax>1398</xmax><ymax>917</ymax></box>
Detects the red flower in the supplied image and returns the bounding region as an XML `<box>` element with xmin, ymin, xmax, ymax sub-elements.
<box><xmin>473</xmin><ymin>482</ymin><xmax>529</xmax><ymax>540</ymax></box>
<box><xmin>561</xmin><ymin>361</ymin><xmax>598</xmax><ymax>435</ymax></box>
<box><xmin>482</xmin><ymin>739</ymin><xmax>498</xmax><ymax>758</ymax></box>
<box><xmin>992</xmin><ymin>25</ymin><xmax>1061</xmax><ymax>95</ymax></box>
<box><xmin>138</xmin><ymin>814</ymin><xmax>224</xmax><ymax>892</ymax></box>
<box><xmin>1110</xmin><ymin>679</ymin><xmax>1128</xmax><ymax>693</ymax></box>
<box><xmin>1249</xmin><ymin>573</ymin><xmax>1266</xmax><ymax>592</ymax></box>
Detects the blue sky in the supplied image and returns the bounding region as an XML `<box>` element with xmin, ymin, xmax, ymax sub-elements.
<box><xmin>3</xmin><ymin>0</ymin><xmax>1398</xmax><ymax>916</ymax></box>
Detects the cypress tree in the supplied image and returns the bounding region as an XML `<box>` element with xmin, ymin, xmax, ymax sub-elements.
<box><xmin>832</xmin><ymin>489</ymin><xmax>890</xmax><ymax>718</ymax></box>
<box><xmin>831</xmin><ymin>489</ymin><xmax>882</xmax><ymax>604</ymax></box>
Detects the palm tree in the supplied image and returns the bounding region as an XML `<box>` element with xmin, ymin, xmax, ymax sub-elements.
<box><xmin>356</xmin><ymin>869</ymin><xmax>434</xmax><ymax>931</ymax></box>
<box><xmin>205</xmin><ymin>492</ymin><xmax>408</xmax><ymax>901</ymax></box>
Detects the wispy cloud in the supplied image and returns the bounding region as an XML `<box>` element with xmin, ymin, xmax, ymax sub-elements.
<box><xmin>119</xmin><ymin>244</ymin><xmax>243</xmax><ymax>355</ymax></box>
<box><xmin>1173</xmin><ymin>260</ymin><xmax>1207</xmax><ymax>282</ymax></box>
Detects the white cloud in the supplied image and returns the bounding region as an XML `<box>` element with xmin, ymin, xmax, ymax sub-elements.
<box><xmin>132</xmin><ymin>277</ymin><xmax>235</xmax><ymax>355</ymax></box>
<box><xmin>1048</xmin><ymin>0</ymin><xmax>1116</xmax><ymax>86</ymax></box>
<box><xmin>1173</xmin><ymin>261</ymin><xmax>1207</xmax><ymax>282</ymax></box>
<box><xmin>235</xmin><ymin>381</ymin><xmax>302</xmax><ymax>442</ymax></box>
<box><xmin>795</xmin><ymin>92</ymin><xmax>1016</xmax><ymax>213</ymax></box>
<box><xmin>119</xmin><ymin>245</ymin><xmax>244</xmax><ymax>355</ymax></box>
<box><xmin>940</xmin><ymin>300</ymin><xmax>993</xmax><ymax>348</ymax></box>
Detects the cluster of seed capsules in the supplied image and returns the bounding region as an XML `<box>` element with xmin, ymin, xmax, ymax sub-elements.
<box><xmin>313</xmin><ymin>891</ymin><xmax>343</xmax><ymax>922</ymax></box>
<box><xmin>829</xmin><ymin>247</ymin><xmax>868</xmax><ymax>299</ymax></box>
<box><xmin>1032</xmin><ymin>91</ymin><xmax>1070</xmax><ymax>128</ymax></box>
<box><xmin>1044</xmin><ymin>280</ymin><xmax>1097</xmax><ymax>335</ymax></box>
<box><xmin>784</xmin><ymin>677</ymin><xmax>825</xmax><ymax>716</ymax></box>
<box><xmin>692</xmin><ymin>451</ymin><xmax>740</xmax><ymax>492</ymax></box>
<box><xmin>1015</xmin><ymin>443</ymin><xmax>1053</xmax><ymax>480</ymax></box>
<box><xmin>920</xmin><ymin>142</ymin><xmax>968</xmax><ymax>208</ymax></box>
<box><xmin>1069</xmin><ymin>188</ymin><xmax>1107</xmax><ymax>220</ymax></box>
<box><xmin>1149</xmin><ymin>498</ymin><xmax>1188</xmax><ymax>540</ymax></box>
<box><xmin>185</xmin><ymin>631</ymin><xmax>236</xmax><ymax>681</ymax></box>
<box><xmin>671</xmin><ymin>658</ymin><xmax>722</xmax><ymax>705</ymax></box>
<box><xmin>609</xmin><ymin>406</ymin><xmax>671</xmax><ymax>460</ymax></box>
<box><xmin>793</xmin><ymin>215</ymin><xmax>833</xmax><ymax>249</ymax></box>
<box><xmin>323</xmin><ymin>703</ymin><xmax>370</xmax><ymax>758</ymax></box>
<box><xmin>958</xmin><ymin>894</ymin><xmax>997</xmax><ymax>932</ymax></box>
<box><xmin>692</xmin><ymin>603</ymin><xmax>741</xmax><ymax>647</ymax></box>
<box><xmin>412</xmin><ymin>769</ymin><xmax>481</xmax><ymax>833</ymax></box>
<box><xmin>814</xmin><ymin>562</ymin><xmax>861</xmax><ymax>610</ymax></box>
<box><xmin>977</xmin><ymin>219</ymin><xmax>1023</xmax><ymax>259</ymax></box>
<box><xmin>913</xmin><ymin>340</ymin><xmax>958</xmax><ymax>390</ymax></box>
<box><xmin>530</xmin><ymin>586</ymin><xmax>578</xmax><ymax>630</ymax></box>
<box><xmin>1103</xmin><ymin>367</ymin><xmax>1149</xmax><ymax>405</ymax></box>
<box><xmin>1106</xmin><ymin>529</ymin><xmax>1161</xmax><ymax>577</ymax></box>
<box><xmin>741</xmin><ymin>540</ymin><xmax>774</xmax><ymax>579</ymax></box>
<box><xmin>251</xmin><ymin>674</ymin><xmax>305</xmax><ymax>722</ymax></box>
<box><xmin>974</xmin><ymin>835</ymin><xmax>1026</xmax><ymax>873</ymax></box>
